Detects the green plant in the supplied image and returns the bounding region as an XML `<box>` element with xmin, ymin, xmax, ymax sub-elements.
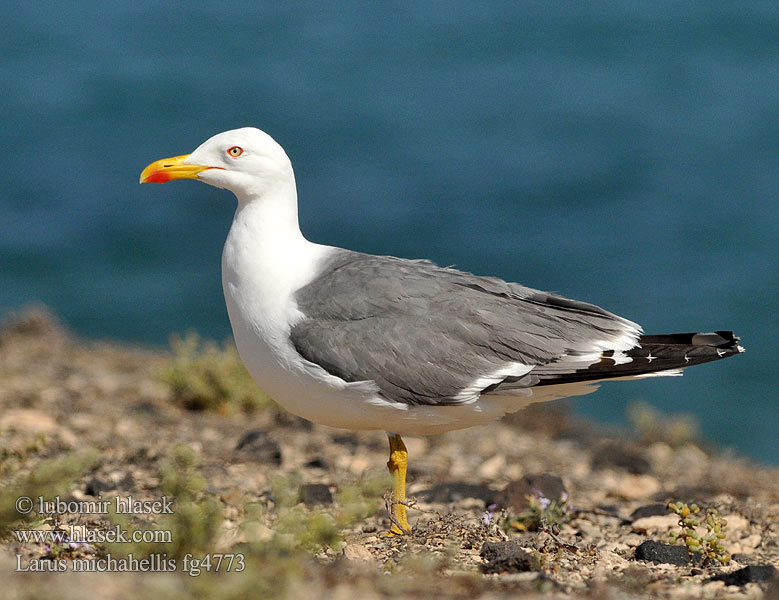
<box><xmin>107</xmin><ymin>444</ymin><xmax>223</xmax><ymax>559</ymax></box>
<box><xmin>627</xmin><ymin>401</ymin><xmax>700</xmax><ymax>447</ymax></box>
<box><xmin>159</xmin><ymin>332</ymin><xmax>274</xmax><ymax>414</ymax></box>
<box><xmin>335</xmin><ymin>473</ymin><xmax>390</xmax><ymax>526</ymax></box>
<box><xmin>667</xmin><ymin>502</ymin><xmax>731</xmax><ymax>565</ymax></box>
<box><xmin>502</xmin><ymin>491</ymin><xmax>572</xmax><ymax>533</ymax></box>
<box><xmin>0</xmin><ymin>448</ymin><xmax>100</xmax><ymax>536</ymax></box>
<box><xmin>267</xmin><ymin>472</ymin><xmax>388</xmax><ymax>553</ymax></box>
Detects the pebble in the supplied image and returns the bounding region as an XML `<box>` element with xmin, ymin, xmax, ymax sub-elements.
<box><xmin>305</xmin><ymin>456</ymin><xmax>329</xmax><ymax>469</ymax></box>
<box><xmin>0</xmin><ymin>409</ymin><xmax>58</xmax><ymax>434</ymax></box>
<box><xmin>480</xmin><ymin>540</ymin><xmax>540</xmax><ymax>574</ymax></box>
<box><xmin>84</xmin><ymin>477</ymin><xmax>111</xmax><ymax>497</ymax></box>
<box><xmin>648</xmin><ymin>442</ymin><xmax>674</xmax><ymax>469</ymax></box>
<box><xmin>343</xmin><ymin>543</ymin><xmax>373</xmax><ymax>561</ymax></box>
<box><xmin>722</xmin><ymin>513</ymin><xmax>748</xmax><ymax>533</ymax></box>
<box><xmin>573</xmin><ymin>520</ymin><xmax>602</xmax><ymax>540</ymax></box>
<box><xmin>234</xmin><ymin>429</ymin><xmax>282</xmax><ymax>465</ymax></box>
<box><xmin>630</xmin><ymin>503</ymin><xmax>669</xmax><ymax>520</ymax></box>
<box><xmin>69</xmin><ymin>413</ymin><xmax>98</xmax><ymax>432</ymax></box>
<box><xmin>622</xmin><ymin>533</ymin><xmax>645</xmax><ymax>547</ymax></box>
<box><xmin>347</xmin><ymin>455</ymin><xmax>372</xmax><ymax>475</ymax></box>
<box><xmin>631</xmin><ymin>514</ymin><xmax>679</xmax><ymax>534</ymax></box>
<box><xmin>299</xmin><ymin>483</ymin><xmax>333</xmax><ymax>506</ymax></box>
<box><xmin>215</xmin><ymin>522</ymin><xmax>273</xmax><ymax>550</ymax></box>
<box><xmin>417</xmin><ymin>482</ymin><xmax>495</xmax><ymax>504</ymax></box>
<box><xmin>114</xmin><ymin>419</ymin><xmax>144</xmax><ymax>439</ymax></box>
<box><xmin>699</xmin><ymin>581</ymin><xmax>725</xmax><ymax>597</ymax></box>
<box><xmin>708</xmin><ymin>564</ymin><xmax>777</xmax><ymax>586</ymax></box>
<box><xmin>609</xmin><ymin>474</ymin><xmax>661</xmax><ymax>500</ymax></box>
<box><xmin>39</xmin><ymin>387</ymin><xmax>65</xmax><ymax>403</ymax></box>
<box><xmin>494</xmin><ymin>473</ymin><xmax>567</xmax><ymax>510</ymax></box>
<box><xmin>200</xmin><ymin>427</ymin><xmax>222</xmax><ymax>442</ymax></box>
<box><xmin>591</xmin><ymin>440</ymin><xmax>652</xmax><ymax>475</ymax></box>
<box><xmin>477</xmin><ymin>454</ymin><xmax>505</xmax><ymax>480</ymax></box>
<box><xmin>731</xmin><ymin>534</ymin><xmax>762</xmax><ymax>554</ymax></box>
<box><xmin>598</xmin><ymin>550</ymin><xmax>630</xmax><ymax>570</ymax></box>
<box><xmin>668</xmin><ymin>445</ymin><xmax>709</xmax><ymax>480</ymax></box>
<box><xmin>56</xmin><ymin>427</ymin><xmax>79</xmax><ymax>449</ymax></box>
<box><xmin>634</xmin><ymin>540</ymin><xmax>691</xmax><ymax>566</ymax></box>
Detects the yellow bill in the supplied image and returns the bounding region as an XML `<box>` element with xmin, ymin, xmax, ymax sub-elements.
<box><xmin>139</xmin><ymin>154</ymin><xmax>215</xmax><ymax>184</ymax></box>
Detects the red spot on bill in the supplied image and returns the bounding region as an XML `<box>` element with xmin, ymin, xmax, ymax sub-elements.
<box><xmin>144</xmin><ymin>171</ymin><xmax>172</xmax><ymax>184</ymax></box>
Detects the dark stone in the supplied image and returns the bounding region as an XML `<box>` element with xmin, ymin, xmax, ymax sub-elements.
<box><xmin>634</xmin><ymin>540</ymin><xmax>691</xmax><ymax>566</ymax></box>
<box><xmin>299</xmin><ymin>483</ymin><xmax>333</xmax><ymax>506</ymax></box>
<box><xmin>653</xmin><ymin>487</ymin><xmax>715</xmax><ymax>503</ymax></box>
<box><xmin>234</xmin><ymin>429</ymin><xmax>282</xmax><ymax>465</ymax></box>
<box><xmin>116</xmin><ymin>472</ymin><xmax>135</xmax><ymax>492</ymax></box>
<box><xmin>591</xmin><ymin>440</ymin><xmax>651</xmax><ymax>475</ymax></box>
<box><xmin>630</xmin><ymin>503</ymin><xmax>669</xmax><ymax>521</ymax></box>
<box><xmin>272</xmin><ymin>411</ymin><xmax>313</xmax><ymax>429</ymax></box>
<box><xmin>480</xmin><ymin>540</ymin><xmax>540</xmax><ymax>574</ymax></box>
<box><xmin>708</xmin><ymin>565</ymin><xmax>777</xmax><ymax>586</ymax></box>
<box><xmin>84</xmin><ymin>477</ymin><xmax>110</xmax><ymax>497</ymax></box>
<box><xmin>332</xmin><ymin>433</ymin><xmax>359</xmax><ymax>447</ymax></box>
<box><xmin>493</xmin><ymin>473</ymin><xmax>567</xmax><ymax>511</ymax></box>
<box><xmin>0</xmin><ymin>305</ymin><xmax>63</xmax><ymax>339</ymax></box>
<box><xmin>417</xmin><ymin>482</ymin><xmax>496</xmax><ymax>504</ymax></box>
<box><xmin>131</xmin><ymin>400</ymin><xmax>163</xmax><ymax>417</ymax></box>
<box><xmin>305</xmin><ymin>457</ymin><xmax>329</xmax><ymax>469</ymax></box>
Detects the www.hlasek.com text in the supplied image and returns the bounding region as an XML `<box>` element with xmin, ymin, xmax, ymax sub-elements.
<box><xmin>13</xmin><ymin>525</ymin><xmax>172</xmax><ymax>545</ymax></box>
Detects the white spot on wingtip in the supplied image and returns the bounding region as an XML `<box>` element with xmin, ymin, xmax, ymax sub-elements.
<box><xmin>611</xmin><ymin>351</ymin><xmax>632</xmax><ymax>366</ymax></box>
<box><xmin>635</xmin><ymin>368</ymin><xmax>684</xmax><ymax>378</ymax></box>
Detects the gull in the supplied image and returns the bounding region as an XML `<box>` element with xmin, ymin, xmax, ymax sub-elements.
<box><xmin>140</xmin><ymin>127</ymin><xmax>743</xmax><ymax>534</ymax></box>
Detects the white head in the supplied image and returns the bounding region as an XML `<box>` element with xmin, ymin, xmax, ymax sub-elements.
<box><xmin>140</xmin><ymin>127</ymin><xmax>294</xmax><ymax>202</ymax></box>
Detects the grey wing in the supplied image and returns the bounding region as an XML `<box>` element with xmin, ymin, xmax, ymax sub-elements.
<box><xmin>289</xmin><ymin>250</ymin><xmax>641</xmax><ymax>406</ymax></box>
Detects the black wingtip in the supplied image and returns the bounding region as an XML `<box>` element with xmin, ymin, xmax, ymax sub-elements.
<box><xmin>641</xmin><ymin>330</ymin><xmax>743</xmax><ymax>352</ymax></box>
<box><xmin>533</xmin><ymin>329</ymin><xmax>744</xmax><ymax>387</ymax></box>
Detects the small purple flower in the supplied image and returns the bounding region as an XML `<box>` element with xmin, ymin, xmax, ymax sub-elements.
<box><xmin>482</xmin><ymin>503</ymin><xmax>498</xmax><ymax>525</ymax></box>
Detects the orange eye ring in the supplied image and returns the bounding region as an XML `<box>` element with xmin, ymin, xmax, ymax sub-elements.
<box><xmin>227</xmin><ymin>146</ymin><xmax>244</xmax><ymax>157</ymax></box>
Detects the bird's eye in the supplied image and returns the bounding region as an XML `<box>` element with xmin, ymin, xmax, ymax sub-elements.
<box><xmin>227</xmin><ymin>146</ymin><xmax>244</xmax><ymax>157</ymax></box>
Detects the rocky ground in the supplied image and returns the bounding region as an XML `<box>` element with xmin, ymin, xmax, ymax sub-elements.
<box><xmin>0</xmin><ymin>306</ymin><xmax>776</xmax><ymax>599</ymax></box>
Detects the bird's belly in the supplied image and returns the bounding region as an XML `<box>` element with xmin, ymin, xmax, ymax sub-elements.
<box><xmin>230</xmin><ymin>329</ymin><xmax>397</xmax><ymax>430</ymax></box>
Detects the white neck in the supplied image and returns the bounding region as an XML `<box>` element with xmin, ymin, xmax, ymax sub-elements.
<box><xmin>232</xmin><ymin>168</ymin><xmax>303</xmax><ymax>243</ymax></box>
<box><xmin>221</xmin><ymin>172</ymin><xmax>332</xmax><ymax>344</ymax></box>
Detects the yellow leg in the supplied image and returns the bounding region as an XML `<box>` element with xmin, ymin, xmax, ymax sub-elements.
<box><xmin>384</xmin><ymin>433</ymin><xmax>411</xmax><ymax>535</ymax></box>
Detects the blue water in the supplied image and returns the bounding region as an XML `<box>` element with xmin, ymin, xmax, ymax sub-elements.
<box><xmin>1</xmin><ymin>2</ymin><xmax>776</xmax><ymax>463</ymax></box>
